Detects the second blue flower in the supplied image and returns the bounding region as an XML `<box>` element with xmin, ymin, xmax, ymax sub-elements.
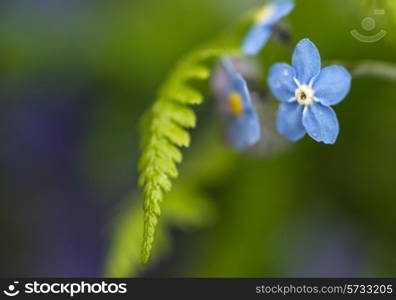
<box><xmin>268</xmin><ymin>39</ymin><xmax>352</xmax><ymax>144</ymax></box>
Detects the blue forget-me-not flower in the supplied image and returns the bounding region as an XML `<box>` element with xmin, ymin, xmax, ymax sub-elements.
<box><xmin>220</xmin><ymin>58</ymin><xmax>261</xmax><ymax>150</ymax></box>
<box><xmin>243</xmin><ymin>0</ymin><xmax>295</xmax><ymax>56</ymax></box>
<box><xmin>268</xmin><ymin>39</ymin><xmax>351</xmax><ymax>144</ymax></box>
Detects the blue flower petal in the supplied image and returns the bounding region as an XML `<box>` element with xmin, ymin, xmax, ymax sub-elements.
<box><xmin>231</xmin><ymin>74</ymin><xmax>253</xmax><ymax>110</ymax></box>
<box><xmin>266</xmin><ymin>0</ymin><xmax>295</xmax><ymax>24</ymax></box>
<box><xmin>258</xmin><ymin>0</ymin><xmax>295</xmax><ymax>26</ymax></box>
<box><xmin>268</xmin><ymin>63</ymin><xmax>297</xmax><ymax>102</ymax></box>
<box><xmin>276</xmin><ymin>102</ymin><xmax>305</xmax><ymax>141</ymax></box>
<box><xmin>292</xmin><ymin>39</ymin><xmax>321</xmax><ymax>84</ymax></box>
<box><xmin>242</xmin><ymin>0</ymin><xmax>295</xmax><ymax>56</ymax></box>
<box><xmin>313</xmin><ymin>65</ymin><xmax>352</xmax><ymax>106</ymax></box>
<box><xmin>220</xmin><ymin>57</ymin><xmax>261</xmax><ymax>150</ymax></box>
<box><xmin>228</xmin><ymin>111</ymin><xmax>261</xmax><ymax>151</ymax></box>
<box><xmin>222</xmin><ymin>58</ymin><xmax>252</xmax><ymax>110</ymax></box>
<box><xmin>242</xmin><ymin>26</ymin><xmax>272</xmax><ymax>56</ymax></box>
<box><xmin>302</xmin><ymin>103</ymin><xmax>339</xmax><ymax>144</ymax></box>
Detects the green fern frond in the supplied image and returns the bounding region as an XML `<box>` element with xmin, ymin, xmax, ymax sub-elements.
<box><xmin>105</xmin><ymin>129</ymin><xmax>234</xmax><ymax>276</ymax></box>
<box><xmin>104</xmin><ymin>194</ymin><xmax>170</xmax><ymax>277</ymax></box>
<box><xmin>138</xmin><ymin>4</ymin><xmax>261</xmax><ymax>264</ymax></box>
<box><xmin>104</xmin><ymin>187</ymin><xmax>216</xmax><ymax>277</ymax></box>
<box><xmin>138</xmin><ymin>47</ymin><xmax>241</xmax><ymax>264</ymax></box>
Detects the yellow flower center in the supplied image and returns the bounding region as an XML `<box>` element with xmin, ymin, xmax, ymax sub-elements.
<box><xmin>227</xmin><ymin>92</ymin><xmax>244</xmax><ymax>115</ymax></box>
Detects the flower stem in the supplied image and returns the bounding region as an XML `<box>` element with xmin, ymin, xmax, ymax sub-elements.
<box><xmin>350</xmin><ymin>61</ymin><xmax>396</xmax><ymax>82</ymax></box>
<box><xmin>327</xmin><ymin>60</ymin><xmax>396</xmax><ymax>82</ymax></box>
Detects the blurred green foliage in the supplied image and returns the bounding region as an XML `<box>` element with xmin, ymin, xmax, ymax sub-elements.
<box><xmin>136</xmin><ymin>4</ymin><xmax>260</xmax><ymax>263</ymax></box>
<box><xmin>105</xmin><ymin>131</ymin><xmax>231</xmax><ymax>276</ymax></box>
<box><xmin>2</xmin><ymin>0</ymin><xmax>396</xmax><ymax>277</ymax></box>
<box><xmin>105</xmin><ymin>0</ymin><xmax>396</xmax><ymax>277</ymax></box>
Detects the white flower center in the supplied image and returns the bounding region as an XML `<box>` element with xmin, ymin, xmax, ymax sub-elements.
<box><xmin>294</xmin><ymin>84</ymin><xmax>315</xmax><ymax>106</ymax></box>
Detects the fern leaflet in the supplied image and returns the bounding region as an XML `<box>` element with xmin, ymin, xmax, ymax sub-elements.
<box><xmin>138</xmin><ymin>47</ymin><xmax>241</xmax><ymax>263</ymax></box>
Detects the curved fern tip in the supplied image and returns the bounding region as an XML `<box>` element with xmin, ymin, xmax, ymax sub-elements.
<box><xmin>137</xmin><ymin>6</ymin><xmax>253</xmax><ymax>264</ymax></box>
<box><xmin>138</xmin><ymin>47</ymin><xmax>224</xmax><ymax>264</ymax></box>
<box><xmin>141</xmin><ymin>255</ymin><xmax>149</xmax><ymax>265</ymax></box>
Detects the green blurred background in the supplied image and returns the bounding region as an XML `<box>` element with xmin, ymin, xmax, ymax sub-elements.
<box><xmin>0</xmin><ymin>0</ymin><xmax>396</xmax><ymax>277</ymax></box>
